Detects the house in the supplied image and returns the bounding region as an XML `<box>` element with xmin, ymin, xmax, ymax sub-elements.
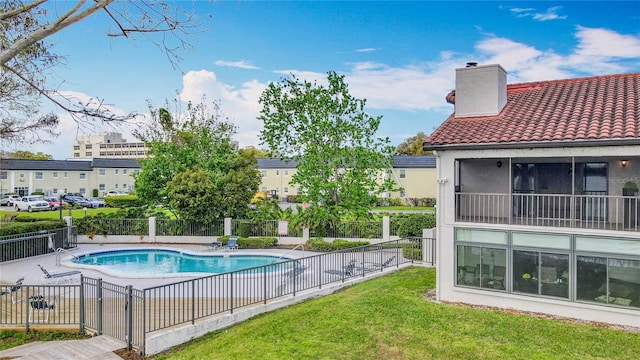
<box><xmin>423</xmin><ymin>63</ymin><xmax>640</xmax><ymax>327</ymax></box>
<box><xmin>0</xmin><ymin>158</ymin><xmax>140</xmax><ymax>197</ymax></box>
<box><xmin>256</xmin><ymin>156</ymin><xmax>437</xmax><ymax>202</ymax></box>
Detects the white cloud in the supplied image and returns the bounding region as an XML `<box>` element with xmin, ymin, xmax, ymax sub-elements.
<box><xmin>177</xmin><ymin>70</ymin><xmax>267</xmax><ymax>148</ymax></box>
<box><xmin>356</xmin><ymin>48</ymin><xmax>379</xmax><ymax>53</ymax></box>
<box><xmin>508</xmin><ymin>6</ymin><xmax>567</xmax><ymax>21</ymax></box>
<box><xmin>214</xmin><ymin>60</ymin><xmax>259</xmax><ymax>69</ymax></box>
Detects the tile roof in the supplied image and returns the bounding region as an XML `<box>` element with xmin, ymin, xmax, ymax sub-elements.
<box><xmin>257</xmin><ymin>156</ymin><xmax>436</xmax><ymax>169</ymax></box>
<box><xmin>424</xmin><ymin>72</ymin><xmax>640</xmax><ymax>149</ymax></box>
<box><xmin>0</xmin><ymin>158</ymin><xmax>140</xmax><ymax>171</ymax></box>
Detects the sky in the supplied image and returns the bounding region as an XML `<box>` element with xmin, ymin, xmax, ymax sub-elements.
<box><xmin>7</xmin><ymin>1</ymin><xmax>640</xmax><ymax>160</ymax></box>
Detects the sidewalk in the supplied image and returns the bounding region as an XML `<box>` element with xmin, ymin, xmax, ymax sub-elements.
<box><xmin>0</xmin><ymin>335</ymin><xmax>125</xmax><ymax>359</ymax></box>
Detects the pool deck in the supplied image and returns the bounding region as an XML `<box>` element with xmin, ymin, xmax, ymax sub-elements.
<box><xmin>0</xmin><ymin>243</ymin><xmax>312</xmax><ymax>288</ymax></box>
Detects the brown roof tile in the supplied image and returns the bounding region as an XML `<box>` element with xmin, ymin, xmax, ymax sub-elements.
<box><xmin>424</xmin><ymin>72</ymin><xmax>640</xmax><ymax>148</ymax></box>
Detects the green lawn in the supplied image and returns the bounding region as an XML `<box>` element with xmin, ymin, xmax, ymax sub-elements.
<box><xmin>151</xmin><ymin>267</ymin><xmax>639</xmax><ymax>360</ymax></box>
<box><xmin>1</xmin><ymin>207</ymin><xmax>117</xmax><ymax>220</ymax></box>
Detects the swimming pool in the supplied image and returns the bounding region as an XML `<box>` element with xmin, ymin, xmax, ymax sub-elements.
<box><xmin>70</xmin><ymin>248</ymin><xmax>290</xmax><ymax>277</ymax></box>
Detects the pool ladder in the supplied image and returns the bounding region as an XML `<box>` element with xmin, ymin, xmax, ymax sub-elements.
<box><xmin>55</xmin><ymin>248</ymin><xmax>79</xmax><ymax>266</ymax></box>
<box><xmin>276</xmin><ymin>244</ymin><xmax>305</xmax><ymax>262</ymax></box>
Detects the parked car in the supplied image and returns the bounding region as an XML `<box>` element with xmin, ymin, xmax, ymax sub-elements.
<box><xmin>86</xmin><ymin>197</ymin><xmax>106</xmax><ymax>208</ymax></box>
<box><xmin>44</xmin><ymin>197</ymin><xmax>68</xmax><ymax>210</ymax></box>
<box><xmin>64</xmin><ymin>196</ymin><xmax>92</xmax><ymax>208</ymax></box>
<box><xmin>0</xmin><ymin>194</ymin><xmax>21</xmax><ymax>206</ymax></box>
<box><xmin>14</xmin><ymin>196</ymin><xmax>50</xmax><ymax>212</ymax></box>
<box><xmin>104</xmin><ymin>190</ymin><xmax>128</xmax><ymax>197</ymax></box>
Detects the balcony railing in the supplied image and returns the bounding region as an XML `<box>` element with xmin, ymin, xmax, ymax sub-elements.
<box><xmin>456</xmin><ymin>193</ymin><xmax>639</xmax><ymax>232</ymax></box>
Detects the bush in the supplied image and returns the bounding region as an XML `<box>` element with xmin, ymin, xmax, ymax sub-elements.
<box><xmin>0</xmin><ymin>220</ymin><xmax>67</xmax><ymax>236</ymax></box>
<box><xmin>218</xmin><ymin>236</ymin><xmax>277</xmax><ymax>249</ymax></box>
<box><xmin>306</xmin><ymin>238</ymin><xmax>370</xmax><ymax>251</ymax></box>
<box><xmin>103</xmin><ymin>195</ymin><xmax>144</xmax><ymax>208</ymax></box>
<box><xmin>397</xmin><ymin>214</ymin><xmax>436</xmax><ymax>238</ymax></box>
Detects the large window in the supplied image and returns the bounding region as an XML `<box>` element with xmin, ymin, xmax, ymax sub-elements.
<box><xmin>576</xmin><ymin>236</ymin><xmax>639</xmax><ymax>308</ymax></box>
<box><xmin>35</xmin><ymin>172</ymin><xmax>43</xmax><ymax>180</ymax></box>
<box><xmin>455</xmin><ymin>229</ymin><xmax>508</xmax><ymax>291</ymax></box>
<box><xmin>512</xmin><ymin>251</ymin><xmax>569</xmax><ymax>298</ymax></box>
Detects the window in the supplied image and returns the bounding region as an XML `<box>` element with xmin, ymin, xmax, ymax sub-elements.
<box><xmin>285</xmin><ymin>170</ymin><xmax>289</xmax><ymax>176</ymax></box>
<box><xmin>73</xmin><ymin>145</ymin><xmax>80</xmax><ymax>150</ymax></box>
<box><xmin>457</xmin><ymin>245</ymin><xmax>507</xmax><ymax>290</ymax></box>
<box><xmin>115</xmin><ymin>169</ymin><xmax>119</xmax><ymax>175</ymax></box>
<box><xmin>400</xmin><ymin>190</ymin><xmax>405</xmax><ymax>198</ymax></box>
<box><xmin>261</xmin><ymin>186</ymin><xmax>267</xmax><ymax>191</ymax></box>
<box><xmin>79</xmin><ymin>173</ymin><xmax>86</xmax><ymax>180</ymax></box>
<box><xmin>123</xmin><ymin>183</ymin><xmax>127</xmax><ymax>189</ymax></box>
<box><xmin>115</xmin><ymin>184</ymin><xmax>119</xmax><ymax>189</ymax></box>
<box><xmin>100</xmin><ymin>152</ymin><xmax>107</xmax><ymax>156</ymax></box>
<box><xmin>35</xmin><ymin>188</ymin><xmax>43</xmax><ymax>193</ymax></box>
<box><xmin>512</xmin><ymin>251</ymin><xmax>569</xmax><ymax>298</ymax></box>
<box><xmin>284</xmin><ymin>187</ymin><xmax>289</xmax><ymax>193</ymax></box>
<box><xmin>35</xmin><ymin>172</ymin><xmax>43</xmax><ymax>180</ymax></box>
<box><xmin>123</xmin><ymin>169</ymin><xmax>128</xmax><ymax>175</ymax></box>
<box><xmin>99</xmin><ymin>169</ymin><xmax>106</xmax><ymax>176</ymax></box>
<box><xmin>0</xmin><ymin>171</ymin><xmax>7</xmax><ymax>180</ymax></box>
<box><xmin>99</xmin><ymin>184</ymin><xmax>105</xmax><ymax>191</ymax></box>
<box><xmin>64</xmin><ymin>172</ymin><xmax>68</xmax><ymax>178</ymax></box>
<box><xmin>52</xmin><ymin>172</ymin><xmax>58</xmax><ymax>178</ymax></box>
<box><xmin>79</xmin><ymin>188</ymin><xmax>86</xmax><ymax>195</ymax></box>
<box><xmin>400</xmin><ymin>169</ymin><xmax>406</xmax><ymax>179</ymax></box>
<box><xmin>74</xmin><ymin>153</ymin><xmax>80</xmax><ymax>157</ymax></box>
<box><xmin>276</xmin><ymin>170</ymin><xmax>280</xmax><ymax>176</ymax></box>
<box><xmin>86</xmin><ymin>152</ymin><xmax>92</xmax><ymax>157</ymax></box>
<box><xmin>53</xmin><ymin>188</ymin><xmax>58</xmax><ymax>194</ymax></box>
<box><xmin>85</xmin><ymin>144</ymin><xmax>92</xmax><ymax>149</ymax></box>
<box><xmin>261</xmin><ymin>170</ymin><xmax>267</xmax><ymax>177</ymax></box>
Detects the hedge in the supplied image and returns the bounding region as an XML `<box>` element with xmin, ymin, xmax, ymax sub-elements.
<box><xmin>217</xmin><ymin>235</ymin><xmax>278</xmax><ymax>249</ymax></box>
<box><xmin>306</xmin><ymin>238</ymin><xmax>370</xmax><ymax>251</ymax></box>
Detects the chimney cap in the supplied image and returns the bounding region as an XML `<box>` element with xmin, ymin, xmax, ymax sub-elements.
<box><xmin>466</xmin><ymin>62</ymin><xmax>478</xmax><ymax>67</ymax></box>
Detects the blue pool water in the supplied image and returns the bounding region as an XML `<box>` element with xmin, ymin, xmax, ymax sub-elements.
<box><xmin>72</xmin><ymin>249</ymin><xmax>287</xmax><ymax>276</ymax></box>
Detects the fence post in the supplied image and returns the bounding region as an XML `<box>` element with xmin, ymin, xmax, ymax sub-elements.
<box><xmin>303</xmin><ymin>227</ymin><xmax>309</xmax><ymax>242</ymax></box>
<box><xmin>126</xmin><ymin>285</ymin><xmax>133</xmax><ymax>352</ymax></box>
<box><xmin>97</xmin><ymin>278</ymin><xmax>103</xmax><ymax>335</ymax></box>
<box><xmin>148</xmin><ymin>216</ymin><xmax>156</xmax><ymax>242</ymax></box>
<box><xmin>79</xmin><ymin>276</ymin><xmax>85</xmax><ymax>333</ymax></box>
<box><xmin>422</xmin><ymin>228</ymin><xmax>436</xmax><ymax>265</ymax></box>
<box><xmin>382</xmin><ymin>216</ymin><xmax>390</xmax><ymax>241</ymax></box>
<box><xmin>224</xmin><ymin>218</ymin><xmax>232</xmax><ymax>236</ymax></box>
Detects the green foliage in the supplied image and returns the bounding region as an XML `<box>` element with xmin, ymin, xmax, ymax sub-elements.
<box><xmin>623</xmin><ymin>181</ymin><xmax>638</xmax><ymax>189</ymax></box>
<box><xmin>30</xmin><ymin>191</ymin><xmax>45</xmax><ymax>196</ymax></box>
<box><xmin>103</xmin><ymin>195</ymin><xmax>144</xmax><ymax>209</ymax></box>
<box><xmin>258</xmin><ymin>71</ymin><xmax>397</xmax><ymax>218</ymax></box>
<box><xmin>92</xmin><ymin>189</ymin><xmax>99</xmax><ymax>197</ymax></box>
<box><xmin>396</xmin><ymin>132</ymin><xmax>432</xmax><ymax>155</ymax></box>
<box><xmin>134</xmin><ymin>98</ymin><xmax>260</xmax><ymax>219</ymax></box>
<box><xmin>397</xmin><ymin>213</ymin><xmax>436</xmax><ymax>238</ymax></box>
<box><xmin>248</xmin><ymin>199</ymin><xmax>284</xmax><ymax>221</ymax></box>
<box><xmin>0</xmin><ymin>219</ymin><xmax>66</xmax><ymax>236</ymax></box>
<box><xmin>0</xmin><ymin>329</ymin><xmax>89</xmax><ymax>351</ymax></box>
<box><xmin>306</xmin><ymin>238</ymin><xmax>370</xmax><ymax>251</ymax></box>
<box><xmin>218</xmin><ymin>236</ymin><xmax>278</xmax><ymax>249</ymax></box>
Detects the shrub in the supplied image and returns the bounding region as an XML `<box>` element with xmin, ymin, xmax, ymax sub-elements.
<box><xmin>306</xmin><ymin>238</ymin><xmax>370</xmax><ymax>251</ymax></box>
<box><xmin>397</xmin><ymin>214</ymin><xmax>436</xmax><ymax>238</ymax></box>
<box><xmin>218</xmin><ymin>236</ymin><xmax>277</xmax><ymax>249</ymax></box>
<box><xmin>103</xmin><ymin>195</ymin><xmax>144</xmax><ymax>208</ymax></box>
<box><xmin>0</xmin><ymin>220</ymin><xmax>67</xmax><ymax>236</ymax></box>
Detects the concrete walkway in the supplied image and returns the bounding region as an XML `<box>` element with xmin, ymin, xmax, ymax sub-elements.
<box><xmin>0</xmin><ymin>335</ymin><xmax>126</xmax><ymax>359</ymax></box>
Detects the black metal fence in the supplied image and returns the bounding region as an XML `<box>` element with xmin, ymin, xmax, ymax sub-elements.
<box><xmin>0</xmin><ymin>227</ymin><xmax>77</xmax><ymax>262</ymax></box>
<box><xmin>0</xmin><ymin>238</ymin><xmax>435</xmax><ymax>354</ymax></box>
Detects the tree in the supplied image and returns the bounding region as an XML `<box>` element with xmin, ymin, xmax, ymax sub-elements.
<box><xmin>239</xmin><ymin>146</ymin><xmax>270</xmax><ymax>159</ymax></box>
<box><xmin>258</xmin><ymin>71</ymin><xmax>396</xmax><ymax>218</ymax></box>
<box><xmin>0</xmin><ymin>0</ymin><xmax>201</xmax><ymax>143</ymax></box>
<box><xmin>133</xmin><ymin>98</ymin><xmax>261</xmax><ymax>220</ymax></box>
<box><xmin>396</xmin><ymin>132</ymin><xmax>432</xmax><ymax>155</ymax></box>
<box><xmin>1</xmin><ymin>150</ymin><xmax>52</xmax><ymax>159</ymax></box>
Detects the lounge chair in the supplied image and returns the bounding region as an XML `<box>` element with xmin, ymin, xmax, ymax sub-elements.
<box><xmin>206</xmin><ymin>241</ymin><xmax>223</xmax><ymax>251</ymax></box>
<box><xmin>2</xmin><ymin>277</ymin><xmax>25</xmax><ymax>303</ymax></box>
<box><xmin>28</xmin><ymin>295</ymin><xmax>55</xmax><ymax>323</ymax></box>
<box><xmin>325</xmin><ymin>259</ymin><xmax>357</xmax><ymax>276</ymax></box>
<box><xmin>364</xmin><ymin>256</ymin><xmax>397</xmax><ymax>270</ymax></box>
<box><xmin>221</xmin><ymin>237</ymin><xmax>239</xmax><ymax>251</ymax></box>
<box><xmin>38</xmin><ymin>264</ymin><xmax>81</xmax><ymax>284</ymax></box>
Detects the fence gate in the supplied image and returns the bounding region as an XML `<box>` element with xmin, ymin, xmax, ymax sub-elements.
<box><xmin>82</xmin><ymin>278</ymin><xmax>143</xmax><ymax>352</ymax></box>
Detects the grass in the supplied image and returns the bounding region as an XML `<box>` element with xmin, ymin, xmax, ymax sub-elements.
<box><xmin>1</xmin><ymin>207</ymin><xmax>118</xmax><ymax>220</ymax></box>
<box><xmin>149</xmin><ymin>267</ymin><xmax>639</xmax><ymax>360</ymax></box>
<box><xmin>0</xmin><ymin>329</ymin><xmax>90</xmax><ymax>350</ymax></box>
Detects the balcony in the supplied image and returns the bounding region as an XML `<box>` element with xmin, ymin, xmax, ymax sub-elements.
<box><xmin>456</xmin><ymin>192</ymin><xmax>639</xmax><ymax>232</ymax></box>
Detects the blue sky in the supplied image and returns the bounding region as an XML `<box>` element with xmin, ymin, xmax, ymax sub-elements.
<box><xmin>15</xmin><ymin>1</ymin><xmax>640</xmax><ymax>159</ymax></box>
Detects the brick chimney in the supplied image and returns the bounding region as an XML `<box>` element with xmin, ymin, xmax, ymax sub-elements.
<box><xmin>454</xmin><ymin>63</ymin><xmax>507</xmax><ymax>118</ymax></box>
